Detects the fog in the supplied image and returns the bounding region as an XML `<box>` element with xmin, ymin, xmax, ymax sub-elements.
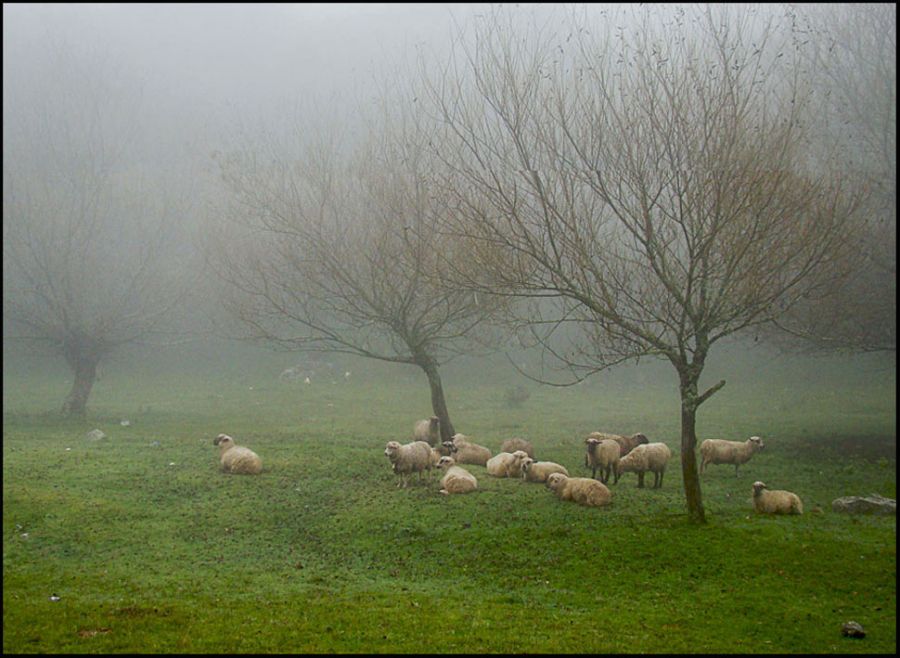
<box><xmin>3</xmin><ymin>3</ymin><xmax>895</xmax><ymax>415</ymax></box>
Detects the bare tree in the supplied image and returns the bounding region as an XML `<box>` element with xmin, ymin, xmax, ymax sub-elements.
<box><xmin>421</xmin><ymin>5</ymin><xmax>862</xmax><ymax>522</ymax></box>
<box><xmin>209</xmin><ymin>99</ymin><xmax>500</xmax><ymax>442</ymax></box>
<box><xmin>3</xmin><ymin>42</ymin><xmax>192</xmax><ymax>417</ymax></box>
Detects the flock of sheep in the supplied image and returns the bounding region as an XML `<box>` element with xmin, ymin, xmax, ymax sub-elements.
<box><xmin>211</xmin><ymin>416</ymin><xmax>802</xmax><ymax>515</ymax></box>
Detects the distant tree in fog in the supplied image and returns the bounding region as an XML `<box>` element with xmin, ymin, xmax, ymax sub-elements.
<box><xmin>210</xmin><ymin>98</ymin><xmax>501</xmax><ymax>442</ymax></box>
<box><xmin>421</xmin><ymin>5</ymin><xmax>863</xmax><ymax>522</ymax></box>
<box><xmin>769</xmin><ymin>4</ymin><xmax>895</xmax><ymax>354</ymax></box>
<box><xmin>2</xmin><ymin>43</ymin><xmax>191</xmax><ymax>417</ymax></box>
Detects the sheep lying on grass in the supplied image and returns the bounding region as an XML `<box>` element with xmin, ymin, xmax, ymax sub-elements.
<box><xmin>520</xmin><ymin>458</ymin><xmax>569</xmax><ymax>483</ymax></box>
<box><xmin>700</xmin><ymin>436</ymin><xmax>765</xmax><ymax>475</ymax></box>
<box><xmin>213</xmin><ymin>434</ymin><xmax>262</xmax><ymax>475</ymax></box>
<box><xmin>450</xmin><ymin>434</ymin><xmax>492</xmax><ymax>466</ymax></box>
<box><xmin>414</xmin><ymin>416</ymin><xmax>441</xmax><ymax>446</ymax></box>
<box><xmin>487</xmin><ymin>450</ymin><xmax>529</xmax><ymax>478</ymax></box>
<box><xmin>384</xmin><ymin>440</ymin><xmax>433</xmax><ymax>488</ymax></box>
<box><xmin>616</xmin><ymin>442</ymin><xmax>671</xmax><ymax>488</ymax></box>
<box><xmin>436</xmin><ymin>456</ymin><xmax>478</xmax><ymax>495</ymax></box>
<box><xmin>585</xmin><ymin>437</ymin><xmax>621</xmax><ymax>484</ymax></box>
<box><xmin>500</xmin><ymin>437</ymin><xmax>534</xmax><ymax>458</ymax></box>
<box><xmin>545</xmin><ymin>473</ymin><xmax>611</xmax><ymax>507</ymax></box>
<box><xmin>752</xmin><ymin>481</ymin><xmax>803</xmax><ymax>515</ymax></box>
<box><xmin>587</xmin><ymin>431</ymin><xmax>649</xmax><ymax>458</ymax></box>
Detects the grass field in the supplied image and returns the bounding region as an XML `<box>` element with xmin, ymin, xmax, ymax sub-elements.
<box><xmin>2</xmin><ymin>346</ymin><xmax>896</xmax><ymax>653</ymax></box>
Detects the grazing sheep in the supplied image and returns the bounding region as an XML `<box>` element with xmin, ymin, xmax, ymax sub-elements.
<box><xmin>486</xmin><ymin>450</ymin><xmax>529</xmax><ymax>478</ymax></box>
<box><xmin>499</xmin><ymin>437</ymin><xmax>534</xmax><ymax>458</ymax></box>
<box><xmin>586</xmin><ymin>431</ymin><xmax>649</xmax><ymax>459</ymax></box>
<box><xmin>413</xmin><ymin>416</ymin><xmax>441</xmax><ymax>447</ymax></box>
<box><xmin>751</xmin><ymin>481</ymin><xmax>803</xmax><ymax>515</ymax></box>
<box><xmin>384</xmin><ymin>440</ymin><xmax>434</xmax><ymax>488</ymax></box>
<box><xmin>616</xmin><ymin>442</ymin><xmax>672</xmax><ymax>488</ymax></box>
<box><xmin>450</xmin><ymin>434</ymin><xmax>492</xmax><ymax>466</ymax></box>
<box><xmin>584</xmin><ymin>437</ymin><xmax>621</xmax><ymax>484</ymax></box>
<box><xmin>213</xmin><ymin>434</ymin><xmax>262</xmax><ymax>475</ymax></box>
<box><xmin>700</xmin><ymin>436</ymin><xmax>765</xmax><ymax>475</ymax></box>
<box><xmin>545</xmin><ymin>473</ymin><xmax>612</xmax><ymax>507</ymax></box>
<box><xmin>436</xmin><ymin>456</ymin><xmax>478</xmax><ymax>495</ymax></box>
<box><xmin>521</xmin><ymin>457</ymin><xmax>569</xmax><ymax>483</ymax></box>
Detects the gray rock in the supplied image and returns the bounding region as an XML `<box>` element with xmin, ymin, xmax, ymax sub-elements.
<box><xmin>85</xmin><ymin>429</ymin><xmax>106</xmax><ymax>441</ymax></box>
<box><xmin>841</xmin><ymin>621</ymin><xmax>865</xmax><ymax>638</ymax></box>
<box><xmin>831</xmin><ymin>494</ymin><xmax>896</xmax><ymax>515</ymax></box>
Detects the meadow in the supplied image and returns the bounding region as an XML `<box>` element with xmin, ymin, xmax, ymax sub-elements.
<box><xmin>2</xmin><ymin>344</ymin><xmax>896</xmax><ymax>653</ymax></box>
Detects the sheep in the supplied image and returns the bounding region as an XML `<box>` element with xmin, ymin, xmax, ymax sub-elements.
<box><xmin>384</xmin><ymin>440</ymin><xmax>434</xmax><ymax>488</ymax></box>
<box><xmin>584</xmin><ymin>437</ymin><xmax>621</xmax><ymax>484</ymax></box>
<box><xmin>586</xmin><ymin>431</ymin><xmax>649</xmax><ymax>459</ymax></box>
<box><xmin>616</xmin><ymin>442</ymin><xmax>672</xmax><ymax>488</ymax></box>
<box><xmin>751</xmin><ymin>481</ymin><xmax>803</xmax><ymax>515</ymax></box>
<box><xmin>545</xmin><ymin>473</ymin><xmax>612</xmax><ymax>507</ymax></box>
<box><xmin>520</xmin><ymin>457</ymin><xmax>569</xmax><ymax>483</ymax></box>
<box><xmin>213</xmin><ymin>433</ymin><xmax>262</xmax><ymax>475</ymax></box>
<box><xmin>486</xmin><ymin>450</ymin><xmax>529</xmax><ymax>478</ymax></box>
<box><xmin>700</xmin><ymin>436</ymin><xmax>765</xmax><ymax>475</ymax></box>
<box><xmin>413</xmin><ymin>416</ymin><xmax>441</xmax><ymax>447</ymax></box>
<box><xmin>449</xmin><ymin>434</ymin><xmax>492</xmax><ymax>466</ymax></box>
<box><xmin>499</xmin><ymin>437</ymin><xmax>534</xmax><ymax>458</ymax></box>
<box><xmin>435</xmin><ymin>456</ymin><xmax>478</xmax><ymax>495</ymax></box>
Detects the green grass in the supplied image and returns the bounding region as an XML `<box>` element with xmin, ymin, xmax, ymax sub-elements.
<box><xmin>2</xmin><ymin>352</ymin><xmax>896</xmax><ymax>653</ymax></box>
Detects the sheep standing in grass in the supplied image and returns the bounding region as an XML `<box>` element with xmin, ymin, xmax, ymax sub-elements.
<box><xmin>700</xmin><ymin>436</ymin><xmax>765</xmax><ymax>475</ymax></box>
<box><xmin>751</xmin><ymin>481</ymin><xmax>803</xmax><ymax>515</ymax></box>
<box><xmin>586</xmin><ymin>431</ymin><xmax>649</xmax><ymax>459</ymax></box>
<box><xmin>584</xmin><ymin>437</ymin><xmax>621</xmax><ymax>484</ymax></box>
<box><xmin>500</xmin><ymin>437</ymin><xmax>534</xmax><ymax>458</ymax></box>
<box><xmin>384</xmin><ymin>440</ymin><xmax>434</xmax><ymax>488</ymax></box>
<box><xmin>413</xmin><ymin>416</ymin><xmax>441</xmax><ymax>447</ymax></box>
<box><xmin>616</xmin><ymin>442</ymin><xmax>671</xmax><ymax>488</ymax></box>
<box><xmin>436</xmin><ymin>456</ymin><xmax>478</xmax><ymax>495</ymax></box>
<box><xmin>521</xmin><ymin>458</ymin><xmax>569</xmax><ymax>483</ymax></box>
<box><xmin>213</xmin><ymin>434</ymin><xmax>262</xmax><ymax>475</ymax></box>
<box><xmin>450</xmin><ymin>434</ymin><xmax>492</xmax><ymax>466</ymax></box>
<box><xmin>487</xmin><ymin>450</ymin><xmax>529</xmax><ymax>478</ymax></box>
<box><xmin>545</xmin><ymin>473</ymin><xmax>611</xmax><ymax>507</ymax></box>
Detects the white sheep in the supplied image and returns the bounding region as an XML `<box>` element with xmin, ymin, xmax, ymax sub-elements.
<box><xmin>499</xmin><ymin>437</ymin><xmax>534</xmax><ymax>458</ymax></box>
<box><xmin>520</xmin><ymin>457</ymin><xmax>569</xmax><ymax>483</ymax></box>
<box><xmin>700</xmin><ymin>436</ymin><xmax>765</xmax><ymax>475</ymax></box>
<box><xmin>450</xmin><ymin>434</ymin><xmax>492</xmax><ymax>466</ymax></box>
<box><xmin>213</xmin><ymin>433</ymin><xmax>262</xmax><ymax>475</ymax></box>
<box><xmin>584</xmin><ymin>437</ymin><xmax>621</xmax><ymax>484</ymax></box>
<box><xmin>545</xmin><ymin>473</ymin><xmax>612</xmax><ymax>507</ymax></box>
<box><xmin>384</xmin><ymin>440</ymin><xmax>434</xmax><ymax>488</ymax></box>
<box><xmin>616</xmin><ymin>442</ymin><xmax>672</xmax><ymax>488</ymax></box>
<box><xmin>413</xmin><ymin>416</ymin><xmax>441</xmax><ymax>447</ymax></box>
<box><xmin>751</xmin><ymin>481</ymin><xmax>803</xmax><ymax>515</ymax></box>
<box><xmin>436</xmin><ymin>456</ymin><xmax>478</xmax><ymax>495</ymax></box>
<box><xmin>586</xmin><ymin>431</ymin><xmax>649</xmax><ymax>458</ymax></box>
<box><xmin>486</xmin><ymin>450</ymin><xmax>529</xmax><ymax>478</ymax></box>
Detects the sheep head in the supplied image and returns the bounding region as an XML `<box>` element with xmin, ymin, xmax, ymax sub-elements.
<box><xmin>384</xmin><ymin>441</ymin><xmax>402</xmax><ymax>460</ymax></box>
<box><xmin>631</xmin><ymin>432</ymin><xmax>649</xmax><ymax>445</ymax></box>
<box><xmin>546</xmin><ymin>472</ymin><xmax>567</xmax><ymax>492</ymax></box>
<box><xmin>752</xmin><ymin>481</ymin><xmax>767</xmax><ymax>496</ymax></box>
<box><xmin>521</xmin><ymin>457</ymin><xmax>535</xmax><ymax>474</ymax></box>
<box><xmin>586</xmin><ymin>437</ymin><xmax>601</xmax><ymax>456</ymax></box>
<box><xmin>749</xmin><ymin>436</ymin><xmax>765</xmax><ymax>451</ymax></box>
<box><xmin>213</xmin><ymin>433</ymin><xmax>234</xmax><ymax>448</ymax></box>
<box><xmin>436</xmin><ymin>456</ymin><xmax>456</xmax><ymax>470</ymax></box>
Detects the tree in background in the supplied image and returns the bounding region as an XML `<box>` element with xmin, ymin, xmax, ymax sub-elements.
<box><xmin>421</xmin><ymin>5</ymin><xmax>862</xmax><ymax>522</ymax></box>
<box><xmin>3</xmin><ymin>42</ymin><xmax>192</xmax><ymax>417</ymax></box>
<box><xmin>210</xmin><ymin>98</ymin><xmax>500</xmax><ymax>442</ymax></box>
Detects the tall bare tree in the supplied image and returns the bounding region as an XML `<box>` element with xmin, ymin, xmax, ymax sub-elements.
<box><xmin>3</xmin><ymin>42</ymin><xmax>191</xmax><ymax>417</ymax></box>
<box><xmin>210</xmin><ymin>100</ymin><xmax>499</xmax><ymax>441</ymax></box>
<box><xmin>421</xmin><ymin>5</ymin><xmax>862</xmax><ymax>522</ymax></box>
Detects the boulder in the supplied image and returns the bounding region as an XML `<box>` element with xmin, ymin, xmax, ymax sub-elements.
<box><xmin>84</xmin><ymin>429</ymin><xmax>107</xmax><ymax>441</ymax></box>
<box><xmin>831</xmin><ymin>494</ymin><xmax>896</xmax><ymax>515</ymax></box>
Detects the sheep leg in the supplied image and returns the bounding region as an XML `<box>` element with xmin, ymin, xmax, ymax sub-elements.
<box><xmin>637</xmin><ymin>472</ymin><xmax>645</xmax><ymax>488</ymax></box>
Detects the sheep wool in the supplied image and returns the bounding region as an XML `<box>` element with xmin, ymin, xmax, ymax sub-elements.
<box><xmin>436</xmin><ymin>456</ymin><xmax>478</xmax><ymax>495</ymax></box>
<box><xmin>584</xmin><ymin>437</ymin><xmax>621</xmax><ymax>484</ymax></box>
<box><xmin>521</xmin><ymin>458</ymin><xmax>569</xmax><ymax>483</ymax></box>
<box><xmin>499</xmin><ymin>437</ymin><xmax>534</xmax><ymax>458</ymax></box>
<box><xmin>700</xmin><ymin>436</ymin><xmax>765</xmax><ymax>475</ymax></box>
<box><xmin>616</xmin><ymin>442</ymin><xmax>671</xmax><ymax>488</ymax></box>
<box><xmin>487</xmin><ymin>450</ymin><xmax>529</xmax><ymax>477</ymax></box>
<box><xmin>213</xmin><ymin>433</ymin><xmax>262</xmax><ymax>475</ymax></box>
<box><xmin>546</xmin><ymin>473</ymin><xmax>611</xmax><ymax>507</ymax></box>
<box><xmin>384</xmin><ymin>440</ymin><xmax>434</xmax><ymax>488</ymax></box>
<box><xmin>752</xmin><ymin>481</ymin><xmax>803</xmax><ymax>515</ymax></box>
<box><xmin>413</xmin><ymin>416</ymin><xmax>441</xmax><ymax>447</ymax></box>
<box><xmin>587</xmin><ymin>431</ymin><xmax>649</xmax><ymax>458</ymax></box>
<box><xmin>450</xmin><ymin>434</ymin><xmax>492</xmax><ymax>466</ymax></box>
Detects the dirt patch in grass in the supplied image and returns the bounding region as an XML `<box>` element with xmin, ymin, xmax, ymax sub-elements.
<box><xmin>788</xmin><ymin>435</ymin><xmax>896</xmax><ymax>463</ymax></box>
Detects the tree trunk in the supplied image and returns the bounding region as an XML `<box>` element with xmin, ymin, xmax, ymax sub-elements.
<box><xmin>419</xmin><ymin>358</ymin><xmax>456</xmax><ymax>442</ymax></box>
<box><xmin>678</xmin><ymin>369</ymin><xmax>706</xmax><ymax>524</ymax></box>
<box><xmin>62</xmin><ymin>356</ymin><xmax>99</xmax><ymax>418</ymax></box>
